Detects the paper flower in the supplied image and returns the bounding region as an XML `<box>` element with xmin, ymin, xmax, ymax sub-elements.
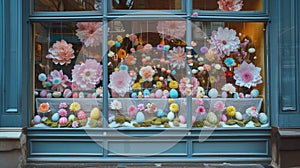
<box><xmin>58</xmin><ymin>109</ymin><xmax>67</xmax><ymax>117</ymax></box>
<box><xmin>48</xmin><ymin>40</ymin><xmax>75</xmax><ymax>65</ymax></box>
<box><xmin>127</xmin><ymin>105</ymin><xmax>138</xmax><ymax>116</ymax></box>
<box><xmin>38</xmin><ymin>103</ymin><xmax>50</xmax><ymax>113</ymax></box>
<box><xmin>59</xmin><ymin>102</ymin><xmax>68</xmax><ymax>109</ymax></box>
<box><xmin>226</xmin><ymin>106</ymin><xmax>236</xmax><ymax>117</ymax></box>
<box><xmin>218</xmin><ymin>0</ymin><xmax>243</xmax><ymax>11</ymax></box>
<box><xmin>72</xmin><ymin>59</ymin><xmax>102</xmax><ymax>91</ymax></box>
<box><xmin>169</xmin><ymin>103</ymin><xmax>179</xmax><ymax>113</ymax></box>
<box><xmin>110</xmin><ymin>99</ymin><xmax>122</xmax><ymax>110</ymax></box>
<box><xmin>214</xmin><ymin>101</ymin><xmax>225</xmax><ymax>111</ymax></box>
<box><xmin>221</xmin><ymin>83</ymin><xmax>236</xmax><ymax>94</ymax></box>
<box><xmin>209</xmin><ymin>27</ymin><xmax>240</xmax><ymax>58</ymax></box>
<box><xmin>69</xmin><ymin>102</ymin><xmax>81</xmax><ymax>112</ymax></box>
<box><xmin>168</xmin><ymin>47</ymin><xmax>186</xmax><ymax>69</ymax></box>
<box><xmin>179</xmin><ymin>77</ymin><xmax>199</xmax><ymax>96</ymax></box>
<box><xmin>117</xmin><ymin>49</ymin><xmax>127</xmax><ymax>59</ymax></box>
<box><xmin>108</xmin><ymin>70</ymin><xmax>132</xmax><ymax>97</ymax></box>
<box><xmin>139</xmin><ymin>66</ymin><xmax>155</xmax><ymax>82</ymax></box>
<box><xmin>195</xmin><ymin>106</ymin><xmax>206</xmax><ymax>115</ymax></box>
<box><xmin>76</xmin><ymin>22</ymin><xmax>102</xmax><ymax>47</ymax></box>
<box><xmin>72</xmin><ymin>121</ymin><xmax>79</xmax><ymax>128</ymax></box>
<box><xmin>137</xmin><ymin>104</ymin><xmax>145</xmax><ymax>111</ymax></box>
<box><xmin>246</xmin><ymin>106</ymin><xmax>258</xmax><ymax>118</ymax></box>
<box><xmin>233</xmin><ymin>61</ymin><xmax>262</xmax><ymax>88</ymax></box>
<box><xmin>224</xmin><ymin>57</ymin><xmax>236</xmax><ymax>67</ymax></box>
<box><xmin>145</xmin><ymin>103</ymin><xmax>158</xmax><ymax>113</ymax></box>
<box><xmin>156</xmin><ymin>21</ymin><xmax>186</xmax><ymax>40</ymax></box>
<box><xmin>47</xmin><ymin>70</ymin><xmax>70</xmax><ymax>92</ymax></box>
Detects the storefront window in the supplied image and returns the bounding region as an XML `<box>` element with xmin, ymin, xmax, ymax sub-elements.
<box><xmin>193</xmin><ymin>0</ymin><xmax>263</xmax><ymax>11</ymax></box>
<box><xmin>112</xmin><ymin>0</ymin><xmax>182</xmax><ymax>10</ymax></box>
<box><xmin>34</xmin><ymin>0</ymin><xmax>102</xmax><ymax>11</ymax></box>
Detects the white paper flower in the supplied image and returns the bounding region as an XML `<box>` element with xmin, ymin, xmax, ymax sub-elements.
<box><xmin>233</xmin><ymin>61</ymin><xmax>262</xmax><ymax>88</ymax></box>
<box><xmin>209</xmin><ymin>27</ymin><xmax>240</xmax><ymax>58</ymax></box>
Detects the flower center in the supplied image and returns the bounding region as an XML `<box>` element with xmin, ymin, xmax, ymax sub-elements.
<box><xmin>242</xmin><ymin>72</ymin><xmax>254</xmax><ymax>83</ymax></box>
<box><xmin>222</xmin><ymin>40</ymin><xmax>227</xmax><ymax>45</ymax></box>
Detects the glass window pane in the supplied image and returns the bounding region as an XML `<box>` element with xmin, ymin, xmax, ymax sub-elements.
<box><xmin>34</xmin><ymin>0</ymin><xmax>102</xmax><ymax>11</ymax></box>
<box><xmin>107</xmin><ymin>19</ymin><xmax>187</xmax><ymax>128</ymax></box>
<box><xmin>112</xmin><ymin>0</ymin><xmax>182</xmax><ymax>10</ymax></box>
<box><xmin>191</xmin><ymin>21</ymin><xmax>266</xmax><ymax>128</ymax></box>
<box><xmin>193</xmin><ymin>0</ymin><xmax>263</xmax><ymax>11</ymax></box>
<box><xmin>32</xmin><ymin>21</ymin><xmax>103</xmax><ymax>128</ymax></box>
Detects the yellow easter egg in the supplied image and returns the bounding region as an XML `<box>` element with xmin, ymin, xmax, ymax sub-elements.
<box><xmin>90</xmin><ymin>107</ymin><xmax>101</xmax><ymax>120</ymax></box>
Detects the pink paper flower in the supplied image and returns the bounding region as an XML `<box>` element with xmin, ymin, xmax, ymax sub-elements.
<box><xmin>214</xmin><ymin>101</ymin><xmax>225</xmax><ymax>111</ymax></box>
<box><xmin>156</xmin><ymin>21</ymin><xmax>186</xmax><ymax>40</ymax></box>
<box><xmin>72</xmin><ymin>121</ymin><xmax>79</xmax><ymax>128</ymax></box>
<box><xmin>218</xmin><ymin>0</ymin><xmax>243</xmax><ymax>11</ymax></box>
<box><xmin>59</xmin><ymin>102</ymin><xmax>68</xmax><ymax>109</ymax></box>
<box><xmin>233</xmin><ymin>61</ymin><xmax>262</xmax><ymax>88</ymax></box>
<box><xmin>110</xmin><ymin>100</ymin><xmax>122</xmax><ymax>110</ymax></box>
<box><xmin>196</xmin><ymin>106</ymin><xmax>206</xmax><ymax>115</ymax></box>
<box><xmin>47</xmin><ymin>70</ymin><xmax>70</xmax><ymax>92</ymax></box>
<box><xmin>48</xmin><ymin>40</ymin><xmax>75</xmax><ymax>65</ymax></box>
<box><xmin>139</xmin><ymin>66</ymin><xmax>155</xmax><ymax>82</ymax></box>
<box><xmin>76</xmin><ymin>22</ymin><xmax>102</xmax><ymax>47</ymax></box>
<box><xmin>72</xmin><ymin>59</ymin><xmax>102</xmax><ymax>91</ymax></box>
<box><xmin>145</xmin><ymin>103</ymin><xmax>158</xmax><ymax>113</ymax></box>
<box><xmin>137</xmin><ymin>104</ymin><xmax>145</xmax><ymax>111</ymax></box>
<box><xmin>209</xmin><ymin>27</ymin><xmax>240</xmax><ymax>58</ymax></box>
<box><xmin>108</xmin><ymin>70</ymin><xmax>132</xmax><ymax>97</ymax></box>
<box><xmin>179</xmin><ymin>77</ymin><xmax>199</xmax><ymax>96</ymax></box>
<box><xmin>127</xmin><ymin>105</ymin><xmax>138</xmax><ymax>116</ymax></box>
<box><xmin>167</xmin><ymin>47</ymin><xmax>186</xmax><ymax>69</ymax></box>
<box><xmin>58</xmin><ymin>109</ymin><xmax>67</xmax><ymax>117</ymax></box>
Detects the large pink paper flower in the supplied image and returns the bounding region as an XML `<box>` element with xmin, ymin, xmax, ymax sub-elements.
<box><xmin>167</xmin><ymin>47</ymin><xmax>186</xmax><ymax>69</ymax></box>
<box><xmin>233</xmin><ymin>61</ymin><xmax>262</xmax><ymax>88</ymax></box>
<box><xmin>139</xmin><ymin>66</ymin><xmax>155</xmax><ymax>82</ymax></box>
<box><xmin>72</xmin><ymin>59</ymin><xmax>102</xmax><ymax>90</ymax></box>
<box><xmin>179</xmin><ymin>77</ymin><xmax>199</xmax><ymax>96</ymax></box>
<box><xmin>209</xmin><ymin>27</ymin><xmax>240</xmax><ymax>58</ymax></box>
<box><xmin>108</xmin><ymin>70</ymin><xmax>132</xmax><ymax>97</ymax></box>
<box><xmin>218</xmin><ymin>0</ymin><xmax>243</xmax><ymax>11</ymax></box>
<box><xmin>76</xmin><ymin>22</ymin><xmax>102</xmax><ymax>47</ymax></box>
<box><xmin>47</xmin><ymin>70</ymin><xmax>70</xmax><ymax>92</ymax></box>
<box><xmin>156</xmin><ymin>21</ymin><xmax>186</xmax><ymax>40</ymax></box>
<box><xmin>48</xmin><ymin>40</ymin><xmax>75</xmax><ymax>65</ymax></box>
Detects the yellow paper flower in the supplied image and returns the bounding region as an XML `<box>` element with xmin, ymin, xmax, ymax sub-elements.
<box><xmin>226</xmin><ymin>106</ymin><xmax>236</xmax><ymax>117</ymax></box>
<box><xmin>132</xmin><ymin>82</ymin><xmax>142</xmax><ymax>90</ymax></box>
<box><xmin>169</xmin><ymin>103</ymin><xmax>179</xmax><ymax>113</ymax></box>
<box><xmin>69</xmin><ymin>102</ymin><xmax>81</xmax><ymax>112</ymax></box>
<box><xmin>169</xmin><ymin>80</ymin><xmax>179</xmax><ymax>89</ymax></box>
<box><xmin>168</xmin><ymin>99</ymin><xmax>174</xmax><ymax>104</ymax></box>
<box><xmin>117</xmin><ymin>35</ymin><xmax>123</xmax><ymax>43</ymax></box>
<box><xmin>108</xmin><ymin>40</ymin><xmax>115</xmax><ymax>47</ymax></box>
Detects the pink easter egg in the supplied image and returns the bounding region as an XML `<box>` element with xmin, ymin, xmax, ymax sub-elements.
<box><xmin>77</xmin><ymin>110</ymin><xmax>86</xmax><ymax>120</ymax></box>
<box><xmin>63</xmin><ymin>89</ymin><xmax>72</xmax><ymax>98</ymax></box>
<box><xmin>72</xmin><ymin>92</ymin><xmax>79</xmax><ymax>98</ymax></box>
<box><xmin>239</xmin><ymin>92</ymin><xmax>245</xmax><ymax>98</ymax></box>
<box><xmin>192</xmin><ymin>116</ymin><xmax>196</xmax><ymax>124</ymax></box>
<box><xmin>161</xmin><ymin>68</ymin><xmax>166</xmax><ymax>72</ymax></box>
<box><xmin>166</xmin><ymin>70</ymin><xmax>171</xmax><ymax>74</ymax></box>
<box><xmin>221</xmin><ymin>114</ymin><xmax>228</xmax><ymax>122</ymax></box>
<box><xmin>87</xmin><ymin>93</ymin><xmax>93</xmax><ymax>98</ymax></box>
<box><xmin>33</xmin><ymin>115</ymin><xmax>41</xmax><ymax>124</ymax></box>
<box><xmin>179</xmin><ymin>115</ymin><xmax>186</xmax><ymax>124</ymax></box>
<box><xmin>155</xmin><ymin>89</ymin><xmax>163</xmax><ymax>98</ymax></box>
<box><xmin>40</xmin><ymin>90</ymin><xmax>48</xmax><ymax>98</ymax></box>
<box><xmin>150</xmin><ymin>93</ymin><xmax>156</xmax><ymax>98</ymax></box>
<box><xmin>59</xmin><ymin>117</ymin><xmax>68</xmax><ymax>126</ymax></box>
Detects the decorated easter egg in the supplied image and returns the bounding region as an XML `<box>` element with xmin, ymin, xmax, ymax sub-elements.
<box><xmin>33</xmin><ymin>115</ymin><xmax>41</xmax><ymax>124</ymax></box>
<box><xmin>207</xmin><ymin>112</ymin><xmax>218</xmax><ymax>125</ymax></box>
<box><xmin>155</xmin><ymin>89</ymin><xmax>163</xmax><ymax>98</ymax></box>
<box><xmin>131</xmin><ymin>92</ymin><xmax>137</xmax><ymax>98</ymax></box>
<box><xmin>136</xmin><ymin>111</ymin><xmax>145</xmax><ymax>124</ymax></box>
<box><xmin>157</xmin><ymin>109</ymin><xmax>165</xmax><ymax>118</ymax></box>
<box><xmin>250</xmin><ymin>89</ymin><xmax>259</xmax><ymax>98</ymax></box>
<box><xmin>248</xmin><ymin>48</ymin><xmax>256</xmax><ymax>53</ymax></box>
<box><xmin>169</xmin><ymin>89</ymin><xmax>178</xmax><ymax>98</ymax></box>
<box><xmin>52</xmin><ymin>91</ymin><xmax>62</xmax><ymax>98</ymax></box>
<box><xmin>143</xmin><ymin>89</ymin><xmax>150</xmax><ymax>98</ymax></box>
<box><xmin>90</xmin><ymin>107</ymin><xmax>101</xmax><ymax>120</ymax></box>
<box><xmin>77</xmin><ymin>110</ymin><xmax>86</xmax><ymax>120</ymax></box>
<box><xmin>51</xmin><ymin>113</ymin><xmax>60</xmax><ymax>122</ymax></box>
<box><xmin>72</xmin><ymin>92</ymin><xmax>79</xmax><ymax>98</ymax></box>
<box><xmin>108</xmin><ymin>114</ymin><xmax>115</xmax><ymax>123</ymax></box>
<box><xmin>79</xmin><ymin>92</ymin><xmax>85</xmax><ymax>98</ymax></box>
<box><xmin>63</xmin><ymin>89</ymin><xmax>72</xmax><ymax>98</ymax></box>
<box><xmin>179</xmin><ymin>115</ymin><xmax>186</xmax><ymax>124</ymax></box>
<box><xmin>235</xmin><ymin>111</ymin><xmax>243</xmax><ymax>120</ymax></box>
<box><xmin>40</xmin><ymin>90</ymin><xmax>48</xmax><ymax>98</ymax></box>
<box><xmin>167</xmin><ymin>112</ymin><xmax>175</xmax><ymax>121</ymax></box>
<box><xmin>68</xmin><ymin>114</ymin><xmax>76</xmax><ymax>122</ymax></box>
<box><xmin>59</xmin><ymin>117</ymin><xmax>68</xmax><ymax>126</ymax></box>
<box><xmin>259</xmin><ymin>113</ymin><xmax>268</xmax><ymax>124</ymax></box>
<box><xmin>46</xmin><ymin>93</ymin><xmax>52</xmax><ymax>98</ymax></box>
<box><xmin>239</xmin><ymin>92</ymin><xmax>245</xmax><ymax>98</ymax></box>
<box><xmin>233</xmin><ymin>92</ymin><xmax>239</xmax><ymax>98</ymax></box>
<box><xmin>221</xmin><ymin>114</ymin><xmax>227</xmax><ymax>122</ymax></box>
<box><xmin>221</xmin><ymin>91</ymin><xmax>228</xmax><ymax>98</ymax></box>
<box><xmin>208</xmin><ymin>88</ymin><xmax>218</xmax><ymax>98</ymax></box>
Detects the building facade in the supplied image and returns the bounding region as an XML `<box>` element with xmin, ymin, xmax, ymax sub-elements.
<box><xmin>0</xmin><ymin>0</ymin><xmax>300</xmax><ymax>167</ymax></box>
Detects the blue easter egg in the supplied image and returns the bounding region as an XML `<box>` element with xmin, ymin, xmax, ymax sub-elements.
<box><xmin>51</xmin><ymin>113</ymin><xmax>60</xmax><ymax>122</ymax></box>
<box><xmin>233</xmin><ymin>92</ymin><xmax>239</xmax><ymax>98</ymax></box>
<box><xmin>38</xmin><ymin>73</ymin><xmax>47</xmax><ymax>82</ymax></box>
<box><xmin>157</xmin><ymin>109</ymin><xmax>165</xmax><ymax>118</ymax></box>
<box><xmin>169</xmin><ymin>89</ymin><xmax>178</xmax><ymax>98</ymax></box>
<box><xmin>143</xmin><ymin>89</ymin><xmax>150</xmax><ymax>97</ymax></box>
<box><xmin>115</xmin><ymin>41</ymin><xmax>121</xmax><ymax>47</ymax></box>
